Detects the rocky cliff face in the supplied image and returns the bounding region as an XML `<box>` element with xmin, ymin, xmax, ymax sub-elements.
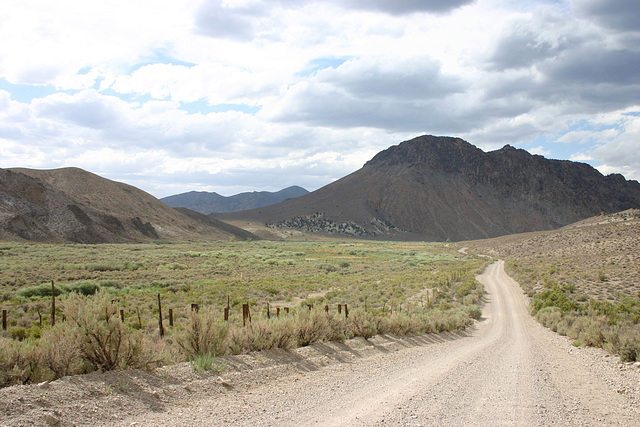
<box><xmin>218</xmin><ymin>135</ymin><xmax>640</xmax><ymax>241</ymax></box>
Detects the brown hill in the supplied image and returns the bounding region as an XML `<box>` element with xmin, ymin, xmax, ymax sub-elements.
<box><xmin>462</xmin><ymin>209</ymin><xmax>640</xmax><ymax>302</ymax></box>
<box><xmin>216</xmin><ymin>135</ymin><xmax>640</xmax><ymax>241</ymax></box>
<box><xmin>0</xmin><ymin>167</ymin><xmax>258</xmax><ymax>243</ymax></box>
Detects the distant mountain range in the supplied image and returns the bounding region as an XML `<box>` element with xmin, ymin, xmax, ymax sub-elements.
<box><xmin>0</xmin><ymin>167</ymin><xmax>258</xmax><ymax>243</ymax></box>
<box><xmin>161</xmin><ymin>186</ymin><xmax>309</xmax><ymax>214</ymax></box>
<box><xmin>215</xmin><ymin>135</ymin><xmax>640</xmax><ymax>241</ymax></box>
<box><xmin>3</xmin><ymin>135</ymin><xmax>640</xmax><ymax>243</ymax></box>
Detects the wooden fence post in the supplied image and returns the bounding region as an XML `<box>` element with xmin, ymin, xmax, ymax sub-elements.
<box><xmin>51</xmin><ymin>280</ymin><xmax>56</xmax><ymax>326</ymax></box>
<box><xmin>338</xmin><ymin>304</ymin><xmax>342</xmax><ymax>314</ymax></box>
<box><xmin>120</xmin><ymin>309</ymin><xmax>125</xmax><ymax>323</ymax></box>
<box><xmin>284</xmin><ymin>307</ymin><xmax>289</xmax><ymax>314</ymax></box>
<box><xmin>158</xmin><ymin>294</ymin><xmax>164</xmax><ymax>338</ymax></box>
<box><xmin>277</xmin><ymin>307</ymin><xmax>280</xmax><ymax>317</ymax></box>
<box><xmin>191</xmin><ymin>303</ymin><xmax>199</xmax><ymax>313</ymax></box>
<box><xmin>242</xmin><ymin>303</ymin><xmax>251</xmax><ymax>326</ymax></box>
<box><xmin>266</xmin><ymin>302</ymin><xmax>270</xmax><ymax>319</ymax></box>
<box><xmin>325</xmin><ymin>305</ymin><xmax>329</xmax><ymax>313</ymax></box>
<box><xmin>2</xmin><ymin>309</ymin><xmax>6</xmax><ymax>331</ymax></box>
<box><xmin>169</xmin><ymin>308</ymin><xmax>174</xmax><ymax>327</ymax></box>
<box><xmin>344</xmin><ymin>304</ymin><xmax>349</xmax><ymax>319</ymax></box>
<box><xmin>137</xmin><ymin>307</ymin><xmax>143</xmax><ymax>329</ymax></box>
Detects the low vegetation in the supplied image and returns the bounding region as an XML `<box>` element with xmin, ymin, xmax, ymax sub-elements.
<box><xmin>0</xmin><ymin>240</ymin><xmax>485</xmax><ymax>388</ymax></box>
<box><xmin>525</xmin><ymin>280</ymin><xmax>640</xmax><ymax>362</ymax></box>
<box><xmin>491</xmin><ymin>211</ymin><xmax>640</xmax><ymax>362</ymax></box>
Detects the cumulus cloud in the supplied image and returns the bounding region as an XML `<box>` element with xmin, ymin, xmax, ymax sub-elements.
<box><xmin>572</xmin><ymin>0</ymin><xmax>640</xmax><ymax>32</ymax></box>
<box><xmin>1</xmin><ymin>0</ymin><xmax>640</xmax><ymax>197</ymax></box>
<box><xmin>590</xmin><ymin>114</ymin><xmax>640</xmax><ymax>181</ymax></box>
<box><xmin>111</xmin><ymin>63</ymin><xmax>278</xmax><ymax>105</ymax></box>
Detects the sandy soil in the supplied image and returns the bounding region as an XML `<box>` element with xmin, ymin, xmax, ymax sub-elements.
<box><xmin>2</xmin><ymin>261</ymin><xmax>639</xmax><ymax>426</ymax></box>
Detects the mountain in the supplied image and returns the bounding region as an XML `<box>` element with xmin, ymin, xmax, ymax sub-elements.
<box><xmin>161</xmin><ymin>186</ymin><xmax>309</xmax><ymax>214</ymax></box>
<box><xmin>215</xmin><ymin>135</ymin><xmax>640</xmax><ymax>241</ymax></box>
<box><xmin>0</xmin><ymin>167</ymin><xmax>258</xmax><ymax>243</ymax></box>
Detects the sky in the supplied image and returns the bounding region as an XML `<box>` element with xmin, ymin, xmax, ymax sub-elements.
<box><xmin>0</xmin><ymin>0</ymin><xmax>639</xmax><ymax>198</ymax></box>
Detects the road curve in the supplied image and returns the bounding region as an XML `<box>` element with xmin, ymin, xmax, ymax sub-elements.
<box><xmin>124</xmin><ymin>261</ymin><xmax>640</xmax><ymax>426</ymax></box>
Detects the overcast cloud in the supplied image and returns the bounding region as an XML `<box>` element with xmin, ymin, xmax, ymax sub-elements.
<box><xmin>0</xmin><ymin>0</ymin><xmax>639</xmax><ymax>198</ymax></box>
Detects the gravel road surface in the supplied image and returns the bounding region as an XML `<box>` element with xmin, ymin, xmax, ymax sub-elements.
<box><xmin>120</xmin><ymin>260</ymin><xmax>640</xmax><ymax>426</ymax></box>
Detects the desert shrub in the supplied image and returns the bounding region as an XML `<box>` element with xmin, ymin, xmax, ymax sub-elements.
<box><xmin>536</xmin><ymin>306</ymin><xmax>563</xmax><ymax>331</ymax></box>
<box><xmin>294</xmin><ymin>307</ymin><xmax>335</xmax><ymax>347</ymax></box>
<box><xmin>615</xmin><ymin>324</ymin><xmax>640</xmax><ymax>362</ymax></box>
<box><xmin>19</xmin><ymin>283</ymin><xmax>68</xmax><ymax>298</ymax></box>
<box><xmin>124</xmin><ymin>261</ymin><xmax>144</xmax><ymax>271</ymax></box>
<box><xmin>0</xmin><ymin>337</ymin><xmax>38</xmax><ymax>387</ymax></box>
<box><xmin>84</xmin><ymin>262</ymin><xmax>123</xmax><ymax>272</ymax></box>
<box><xmin>377</xmin><ymin>312</ymin><xmax>425</xmax><ymax>335</ymax></box>
<box><xmin>177</xmin><ymin>309</ymin><xmax>229</xmax><ymax>358</ymax></box>
<box><xmin>567</xmin><ymin>316</ymin><xmax>606</xmax><ymax>347</ymax></box>
<box><xmin>466</xmin><ymin>304</ymin><xmax>482</xmax><ymax>320</ymax></box>
<box><xmin>347</xmin><ymin>309</ymin><xmax>377</xmax><ymax>339</ymax></box>
<box><xmin>426</xmin><ymin>307</ymin><xmax>471</xmax><ymax>333</ymax></box>
<box><xmin>37</xmin><ymin>322</ymin><xmax>85</xmax><ymax>378</ymax></box>
<box><xmin>67</xmin><ymin>281</ymin><xmax>101</xmax><ymax>296</ymax></box>
<box><xmin>531</xmin><ymin>287</ymin><xmax>581</xmax><ymax>315</ymax></box>
<box><xmin>226</xmin><ymin>317</ymin><xmax>297</xmax><ymax>353</ymax></box>
<box><xmin>62</xmin><ymin>290</ymin><xmax>147</xmax><ymax>371</ymax></box>
<box><xmin>10</xmin><ymin>327</ymin><xmax>28</xmax><ymax>341</ymax></box>
<box><xmin>99</xmin><ymin>280</ymin><xmax>122</xmax><ymax>289</ymax></box>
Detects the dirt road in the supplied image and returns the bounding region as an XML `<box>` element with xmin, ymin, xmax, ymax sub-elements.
<box><xmin>119</xmin><ymin>261</ymin><xmax>639</xmax><ymax>426</ymax></box>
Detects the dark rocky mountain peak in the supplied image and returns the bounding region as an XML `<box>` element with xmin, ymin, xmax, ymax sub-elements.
<box><xmin>218</xmin><ymin>135</ymin><xmax>640</xmax><ymax>241</ymax></box>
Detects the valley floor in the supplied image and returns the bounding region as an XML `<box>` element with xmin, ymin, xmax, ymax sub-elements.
<box><xmin>2</xmin><ymin>261</ymin><xmax>639</xmax><ymax>426</ymax></box>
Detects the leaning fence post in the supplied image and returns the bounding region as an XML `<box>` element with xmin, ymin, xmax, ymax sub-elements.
<box><xmin>51</xmin><ymin>280</ymin><xmax>56</xmax><ymax>326</ymax></box>
<box><xmin>158</xmin><ymin>294</ymin><xmax>164</xmax><ymax>338</ymax></box>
